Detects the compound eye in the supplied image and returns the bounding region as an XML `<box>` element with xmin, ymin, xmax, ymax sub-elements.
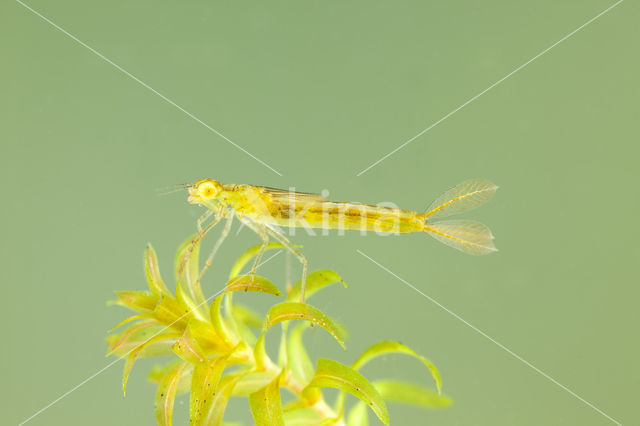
<box><xmin>198</xmin><ymin>182</ymin><xmax>217</xmax><ymax>198</ymax></box>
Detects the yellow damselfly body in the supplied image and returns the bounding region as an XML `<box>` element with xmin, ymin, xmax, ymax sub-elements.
<box><xmin>183</xmin><ymin>178</ymin><xmax>498</xmax><ymax>302</ymax></box>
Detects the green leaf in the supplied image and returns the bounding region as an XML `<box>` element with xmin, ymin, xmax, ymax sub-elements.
<box><xmin>185</xmin><ymin>318</ymin><xmax>225</xmax><ymax>355</ymax></box>
<box><xmin>231</xmin><ymin>372</ymin><xmax>273</xmax><ymax>396</ymax></box>
<box><xmin>153</xmin><ymin>294</ymin><xmax>190</xmax><ymax>330</ymax></box>
<box><xmin>198</xmin><ymin>373</ymin><xmax>244</xmax><ymax>426</ymax></box>
<box><xmin>112</xmin><ymin>290</ymin><xmax>159</xmax><ymax>313</ymax></box>
<box><xmin>303</xmin><ymin>359</ymin><xmax>388</xmax><ymax>425</ymax></box>
<box><xmin>190</xmin><ymin>355</ymin><xmax>231</xmax><ymax>426</ymax></box>
<box><xmin>286</xmin><ymin>270</ymin><xmax>347</xmax><ymax>302</ymax></box>
<box><xmin>123</xmin><ymin>332</ymin><xmax>179</xmax><ymax>395</ymax></box>
<box><xmin>155</xmin><ymin>362</ymin><xmax>188</xmax><ymax>426</ymax></box>
<box><xmin>148</xmin><ymin>360</ymin><xmax>193</xmax><ymax>395</ymax></box>
<box><xmin>249</xmin><ymin>374</ymin><xmax>285</xmax><ymax>426</ymax></box>
<box><xmin>174</xmin><ymin>236</ymin><xmax>208</xmax><ymax>319</ymax></box>
<box><xmin>253</xmin><ymin>333</ymin><xmax>269</xmax><ymax>371</ymax></box>
<box><xmin>211</xmin><ymin>275</ymin><xmax>282</xmax><ymax>349</ymax></box>
<box><xmin>145</xmin><ymin>243</ymin><xmax>171</xmax><ymax>296</ymax></box>
<box><xmin>108</xmin><ymin>314</ymin><xmax>151</xmax><ymax>333</ymax></box>
<box><xmin>351</xmin><ymin>341</ymin><xmax>442</xmax><ymax>394</ymax></box>
<box><xmin>254</xmin><ymin>302</ymin><xmax>345</xmax><ymax>371</ymax></box>
<box><xmin>223</xmin><ymin>294</ymin><xmax>241</xmax><ymax>346</ymax></box>
<box><xmin>229</xmin><ymin>243</ymin><xmax>284</xmax><ymax>279</ymax></box>
<box><xmin>287</xmin><ymin>322</ymin><xmax>314</xmax><ymax>384</ymax></box>
<box><xmin>223</xmin><ymin>275</ymin><xmax>282</xmax><ymax>295</ymax></box>
<box><xmin>172</xmin><ymin>325</ymin><xmax>207</xmax><ymax>365</ymax></box>
<box><xmin>107</xmin><ymin>323</ymin><xmax>174</xmax><ymax>358</ymax></box>
<box><xmin>346</xmin><ymin>402</ymin><xmax>369</xmax><ymax>426</ymax></box>
<box><xmin>176</xmin><ymin>282</ymin><xmax>209</xmax><ymax>323</ymax></box>
<box><xmin>225</xmin><ymin>241</ymin><xmax>284</xmax><ymax>349</ymax></box>
<box><xmin>263</xmin><ymin>302</ymin><xmax>346</xmax><ymax>349</ymax></box>
<box><xmin>107</xmin><ymin>320</ymin><xmax>159</xmax><ymax>355</ymax></box>
<box><xmin>373</xmin><ymin>379</ymin><xmax>453</xmax><ymax>408</ymax></box>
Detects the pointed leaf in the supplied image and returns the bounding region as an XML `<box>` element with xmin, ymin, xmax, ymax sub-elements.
<box><xmin>108</xmin><ymin>314</ymin><xmax>150</xmax><ymax>333</ymax></box>
<box><xmin>190</xmin><ymin>355</ymin><xmax>230</xmax><ymax>425</ymax></box>
<box><xmin>303</xmin><ymin>359</ymin><xmax>388</xmax><ymax>425</ymax></box>
<box><xmin>287</xmin><ymin>322</ymin><xmax>314</xmax><ymax>384</ymax></box>
<box><xmin>229</xmin><ymin>243</ymin><xmax>284</xmax><ymax>279</ymax></box>
<box><xmin>123</xmin><ymin>333</ymin><xmax>179</xmax><ymax>395</ymax></box>
<box><xmin>186</xmin><ymin>318</ymin><xmax>225</xmax><ymax>355</ymax></box>
<box><xmin>249</xmin><ymin>374</ymin><xmax>284</xmax><ymax>426</ymax></box>
<box><xmin>155</xmin><ymin>362</ymin><xmax>188</xmax><ymax>426</ymax></box>
<box><xmin>224</xmin><ymin>275</ymin><xmax>282</xmax><ymax>295</ymax></box>
<box><xmin>223</xmin><ymin>293</ymin><xmax>241</xmax><ymax>346</ymax></box>
<box><xmin>107</xmin><ymin>323</ymin><xmax>174</xmax><ymax>357</ymax></box>
<box><xmin>172</xmin><ymin>325</ymin><xmax>207</xmax><ymax>364</ymax></box>
<box><xmin>351</xmin><ymin>341</ymin><xmax>442</xmax><ymax>394</ymax></box>
<box><xmin>253</xmin><ymin>333</ymin><xmax>269</xmax><ymax>371</ymax></box>
<box><xmin>174</xmin><ymin>236</ymin><xmax>208</xmax><ymax>319</ymax></box>
<box><xmin>254</xmin><ymin>302</ymin><xmax>345</xmax><ymax>372</ymax></box>
<box><xmin>210</xmin><ymin>296</ymin><xmax>240</xmax><ymax>349</ymax></box>
<box><xmin>112</xmin><ymin>290</ymin><xmax>159</xmax><ymax>313</ymax></box>
<box><xmin>374</xmin><ymin>379</ymin><xmax>452</xmax><ymax>408</ymax></box>
<box><xmin>217</xmin><ymin>275</ymin><xmax>281</xmax><ymax>349</ymax></box>
<box><xmin>145</xmin><ymin>243</ymin><xmax>171</xmax><ymax>296</ymax></box>
<box><xmin>210</xmin><ymin>275</ymin><xmax>282</xmax><ymax>349</ymax></box>
<box><xmin>176</xmin><ymin>282</ymin><xmax>209</xmax><ymax>322</ymax></box>
<box><xmin>107</xmin><ymin>320</ymin><xmax>159</xmax><ymax>355</ymax></box>
<box><xmin>108</xmin><ymin>336</ymin><xmax>175</xmax><ymax>358</ymax></box>
<box><xmin>153</xmin><ymin>294</ymin><xmax>190</xmax><ymax>330</ymax></box>
<box><xmin>148</xmin><ymin>360</ymin><xmax>193</xmax><ymax>395</ymax></box>
<box><xmin>286</xmin><ymin>270</ymin><xmax>347</xmax><ymax>302</ymax></box>
<box><xmin>198</xmin><ymin>374</ymin><xmax>244</xmax><ymax>426</ymax></box>
<box><xmin>263</xmin><ymin>302</ymin><xmax>346</xmax><ymax>349</ymax></box>
<box><xmin>231</xmin><ymin>372</ymin><xmax>273</xmax><ymax>396</ymax></box>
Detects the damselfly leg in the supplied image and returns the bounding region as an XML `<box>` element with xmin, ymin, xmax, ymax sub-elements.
<box><xmin>198</xmin><ymin>212</ymin><xmax>234</xmax><ymax>281</ymax></box>
<box><xmin>264</xmin><ymin>224</ymin><xmax>308</xmax><ymax>303</ymax></box>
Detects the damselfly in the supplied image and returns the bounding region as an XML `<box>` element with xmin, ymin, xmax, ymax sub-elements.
<box><xmin>183</xmin><ymin>178</ymin><xmax>498</xmax><ymax>302</ymax></box>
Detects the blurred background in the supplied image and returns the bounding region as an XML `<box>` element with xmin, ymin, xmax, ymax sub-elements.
<box><xmin>2</xmin><ymin>0</ymin><xmax>638</xmax><ymax>425</ymax></box>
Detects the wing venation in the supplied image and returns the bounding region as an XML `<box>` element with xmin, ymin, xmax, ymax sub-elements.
<box><xmin>424</xmin><ymin>178</ymin><xmax>498</xmax><ymax>220</ymax></box>
<box><xmin>425</xmin><ymin>220</ymin><xmax>496</xmax><ymax>255</ymax></box>
<box><xmin>257</xmin><ymin>186</ymin><xmax>325</xmax><ymax>203</ymax></box>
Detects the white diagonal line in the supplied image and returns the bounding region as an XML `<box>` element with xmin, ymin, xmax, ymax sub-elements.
<box><xmin>356</xmin><ymin>249</ymin><xmax>622</xmax><ymax>426</ymax></box>
<box><xmin>17</xmin><ymin>250</ymin><xmax>282</xmax><ymax>425</ymax></box>
<box><xmin>356</xmin><ymin>0</ymin><xmax>623</xmax><ymax>176</ymax></box>
<box><xmin>15</xmin><ymin>0</ymin><xmax>283</xmax><ymax>177</ymax></box>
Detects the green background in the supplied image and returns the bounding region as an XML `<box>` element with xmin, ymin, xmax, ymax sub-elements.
<box><xmin>2</xmin><ymin>0</ymin><xmax>638</xmax><ymax>425</ymax></box>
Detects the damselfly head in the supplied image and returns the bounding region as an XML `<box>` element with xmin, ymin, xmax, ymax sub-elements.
<box><xmin>188</xmin><ymin>178</ymin><xmax>222</xmax><ymax>204</ymax></box>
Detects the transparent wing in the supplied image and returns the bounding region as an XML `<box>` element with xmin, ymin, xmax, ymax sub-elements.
<box><xmin>424</xmin><ymin>178</ymin><xmax>498</xmax><ymax>220</ymax></box>
<box><xmin>425</xmin><ymin>220</ymin><xmax>497</xmax><ymax>255</ymax></box>
<box><xmin>257</xmin><ymin>186</ymin><xmax>325</xmax><ymax>203</ymax></box>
